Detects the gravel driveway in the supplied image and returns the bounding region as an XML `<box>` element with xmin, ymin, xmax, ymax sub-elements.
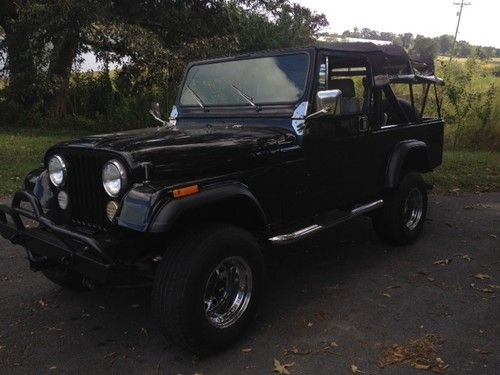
<box><xmin>0</xmin><ymin>193</ymin><xmax>499</xmax><ymax>374</ymax></box>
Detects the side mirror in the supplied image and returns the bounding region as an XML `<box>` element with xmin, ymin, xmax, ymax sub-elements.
<box><xmin>307</xmin><ymin>89</ymin><xmax>342</xmax><ymax>120</ymax></box>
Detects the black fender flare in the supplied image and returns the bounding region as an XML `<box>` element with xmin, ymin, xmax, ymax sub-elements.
<box><xmin>148</xmin><ymin>182</ymin><xmax>269</xmax><ymax>233</ymax></box>
<box><xmin>385</xmin><ymin>140</ymin><xmax>431</xmax><ymax>188</ymax></box>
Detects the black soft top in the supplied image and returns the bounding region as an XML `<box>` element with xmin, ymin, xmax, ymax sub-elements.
<box><xmin>318</xmin><ymin>42</ymin><xmax>443</xmax><ymax>85</ymax></box>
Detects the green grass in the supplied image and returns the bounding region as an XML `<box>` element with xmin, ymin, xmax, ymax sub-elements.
<box><xmin>0</xmin><ymin>128</ymin><xmax>499</xmax><ymax>197</ymax></box>
<box><xmin>0</xmin><ymin>127</ymin><xmax>91</xmax><ymax>196</ymax></box>
<box><xmin>427</xmin><ymin>151</ymin><xmax>500</xmax><ymax>193</ymax></box>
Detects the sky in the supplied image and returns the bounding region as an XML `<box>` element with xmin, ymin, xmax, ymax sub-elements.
<box><xmin>295</xmin><ymin>0</ymin><xmax>499</xmax><ymax>48</ymax></box>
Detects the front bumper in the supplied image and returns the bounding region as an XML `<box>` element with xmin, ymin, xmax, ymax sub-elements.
<box><xmin>0</xmin><ymin>191</ymin><xmax>113</xmax><ymax>283</ymax></box>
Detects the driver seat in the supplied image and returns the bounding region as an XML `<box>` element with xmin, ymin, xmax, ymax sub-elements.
<box><xmin>329</xmin><ymin>79</ymin><xmax>359</xmax><ymax>114</ymax></box>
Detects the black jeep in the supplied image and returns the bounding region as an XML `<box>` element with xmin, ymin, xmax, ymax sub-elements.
<box><xmin>0</xmin><ymin>43</ymin><xmax>444</xmax><ymax>351</ymax></box>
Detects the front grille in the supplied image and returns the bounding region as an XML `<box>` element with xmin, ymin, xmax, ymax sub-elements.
<box><xmin>63</xmin><ymin>150</ymin><xmax>113</xmax><ymax>231</ymax></box>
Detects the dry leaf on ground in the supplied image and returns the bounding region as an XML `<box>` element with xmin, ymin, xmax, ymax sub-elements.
<box><xmin>351</xmin><ymin>364</ymin><xmax>365</xmax><ymax>373</ymax></box>
<box><xmin>434</xmin><ymin>259</ymin><xmax>451</xmax><ymax>266</ymax></box>
<box><xmin>241</xmin><ymin>348</ymin><xmax>252</xmax><ymax>353</ymax></box>
<box><xmin>378</xmin><ymin>334</ymin><xmax>448</xmax><ymax>372</ymax></box>
<box><xmin>478</xmin><ymin>287</ymin><xmax>494</xmax><ymax>293</ymax></box>
<box><xmin>474</xmin><ymin>348</ymin><xmax>493</xmax><ymax>355</ymax></box>
<box><xmin>273</xmin><ymin>359</ymin><xmax>295</xmax><ymax>375</ymax></box>
<box><xmin>474</xmin><ymin>273</ymin><xmax>491</xmax><ymax>280</ymax></box>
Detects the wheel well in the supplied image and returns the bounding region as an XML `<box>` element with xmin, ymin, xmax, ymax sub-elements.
<box><xmin>401</xmin><ymin>149</ymin><xmax>431</xmax><ymax>175</ymax></box>
<box><xmin>386</xmin><ymin>142</ymin><xmax>431</xmax><ymax>188</ymax></box>
<box><xmin>169</xmin><ymin>196</ymin><xmax>268</xmax><ymax>236</ymax></box>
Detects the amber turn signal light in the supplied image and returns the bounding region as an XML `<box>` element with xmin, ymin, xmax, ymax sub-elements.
<box><xmin>172</xmin><ymin>184</ymin><xmax>199</xmax><ymax>198</ymax></box>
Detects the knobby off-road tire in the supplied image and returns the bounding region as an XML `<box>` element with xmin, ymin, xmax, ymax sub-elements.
<box><xmin>42</xmin><ymin>267</ymin><xmax>91</xmax><ymax>291</ymax></box>
<box><xmin>152</xmin><ymin>223</ymin><xmax>265</xmax><ymax>353</ymax></box>
<box><xmin>373</xmin><ymin>171</ymin><xmax>428</xmax><ymax>245</ymax></box>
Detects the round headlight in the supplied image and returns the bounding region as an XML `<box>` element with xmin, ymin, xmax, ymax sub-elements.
<box><xmin>48</xmin><ymin>155</ymin><xmax>67</xmax><ymax>186</ymax></box>
<box><xmin>102</xmin><ymin>160</ymin><xmax>127</xmax><ymax>197</ymax></box>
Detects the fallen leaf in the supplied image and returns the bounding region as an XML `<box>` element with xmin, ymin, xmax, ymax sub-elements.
<box><xmin>488</xmin><ymin>234</ymin><xmax>497</xmax><ymax>239</ymax></box>
<box><xmin>434</xmin><ymin>259</ymin><xmax>451</xmax><ymax>266</ymax></box>
<box><xmin>461</xmin><ymin>255</ymin><xmax>472</xmax><ymax>261</ymax></box>
<box><xmin>474</xmin><ymin>274</ymin><xmax>490</xmax><ymax>280</ymax></box>
<box><xmin>0</xmin><ymin>345</ymin><xmax>5</xmax><ymax>350</ymax></box>
<box><xmin>383</xmin><ymin>293</ymin><xmax>391</xmax><ymax>298</ymax></box>
<box><xmin>474</xmin><ymin>348</ymin><xmax>492</xmax><ymax>355</ymax></box>
<box><xmin>463</xmin><ymin>205</ymin><xmax>474</xmax><ymax>209</ymax></box>
<box><xmin>351</xmin><ymin>364</ymin><xmax>365</xmax><ymax>373</ymax></box>
<box><xmin>273</xmin><ymin>359</ymin><xmax>295</xmax><ymax>375</ymax></box>
<box><xmin>38</xmin><ymin>299</ymin><xmax>48</xmax><ymax>307</ymax></box>
<box><xmin>307</xmin><ymin>322</ymin><xmax>313</xmax><ymax>327</ymax></box>
<box><xmin>488</xmin><ymin>284</ymin><xmax>500</xmax><ymax>290</ymax></box>
<box><xmin>386</xmin><ymin>285</ymin><xmax>401</xmax><ymax>290</ymax></box>
<box><xmin>427</xmin><ymin>277</ymin><xmax>435</xmax><ymax>282</ymax></box>
<box><xmin>378</xmin><ymin>335</ymin><xmax>444</xmax><ymax>370</ymax></box>
<box><xmin>241</xmin><ymin>348</ymin><xmax>252</xmax><ymax>353</ymax></box>
<box><xmin>49</xmin><ymin>366</ymin><xmax>57</xmax><ymax>370</ymax></box>
<box><xmin>330</xmin><ymin>341</ymin><xmax>339</xmax><ymax>347</ymax></box>
<box><xmin>287</xmin><ymin>347</ymin><xmax>311</xmax><ymax>355</ymax></box>
<box><xmin>414</xmin><ymin>363</ymin><xmax>431</xmax><ymax>370</ymax></box>
<box><xmin>478</xmin><ymin>288</ymin><xmax>494</xmax><ymax>293</ymax></box>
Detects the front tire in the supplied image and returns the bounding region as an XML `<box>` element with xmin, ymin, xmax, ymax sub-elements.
<box><xmin>372</xmin><ymin>171</ymin><xmax>428</xmax><ymax>245</ymax></box>
<box><xmin>152</xmin><ymin>224</ymin><xmax>264</xmax><ymax>352</ymax></box>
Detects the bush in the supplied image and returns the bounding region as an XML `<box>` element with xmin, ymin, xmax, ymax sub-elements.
<box><xmin>438</xmin><ymin>55</ymin><xmax>499</xmax><ymax>151</ymax></box>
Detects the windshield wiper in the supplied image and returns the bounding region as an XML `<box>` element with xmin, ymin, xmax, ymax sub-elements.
<box><xmin>186</xmin><ymin>85</ymin><xmax>206</xmax><ymax>110</ymax></box>
<box><xmin>231</xmin><ymin>84</ymin><xmax>258</xmax><ymax>108</ymax></box>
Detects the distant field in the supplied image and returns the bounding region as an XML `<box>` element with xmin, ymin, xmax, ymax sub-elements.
<box><xmin>0</xmin><ymin>127</ymin><xmax>498</xmax><ymax>197</ymax></box>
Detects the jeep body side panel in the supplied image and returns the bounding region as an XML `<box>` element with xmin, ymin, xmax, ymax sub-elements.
<box><xmin>366</xmin><ymin>119</ymin><xmax>444</xmax><ymax>194</ymax></box>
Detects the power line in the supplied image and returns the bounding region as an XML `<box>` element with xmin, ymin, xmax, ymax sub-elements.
<box><xmin>450</xmin><ymin>0</ymin><xmax>471</xmax><ymax>61</ymax></box>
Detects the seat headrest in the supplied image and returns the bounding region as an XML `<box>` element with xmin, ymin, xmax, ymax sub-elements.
<box><xmin>329</xmin><ymin>79</ymin><xmax>356</xmax><ymax>98</ymax></box>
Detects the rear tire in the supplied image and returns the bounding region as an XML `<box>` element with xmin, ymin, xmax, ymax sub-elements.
<box><xmin>373</xmin><ymin>171</ymin><xmax>428</xmax><ymax>245</ymax></box>
<box><xmin>42</xmin><ymin>267</ymin><xmax>90</xmax><ymax>291</ymax></box>
<box><xmin>152</xmin><ymin>223</ymin><xmax>264</xmax><ymax>353</ymax></box>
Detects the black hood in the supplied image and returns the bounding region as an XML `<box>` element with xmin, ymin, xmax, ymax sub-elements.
<box><xmin>51</xmin><ymin>120</ymin><xmax>298</xmax><ymax>182</ymax></box>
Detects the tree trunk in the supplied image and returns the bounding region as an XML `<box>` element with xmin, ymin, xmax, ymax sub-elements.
<box><xmin>1</xmin><ymin>2</ymin><xmax>38</xmax><ymax>108</ymax></box>
<box><xmin>46</xmin><ymin>33</ymin><xmax>79</xmax><ymax>118</ymax></box>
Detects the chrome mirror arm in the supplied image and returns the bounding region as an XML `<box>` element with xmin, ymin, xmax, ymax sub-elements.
<box><xmin>305</xmin><ymin>107</ymin><xmax>329</xmax><ymax>121</ymax></box>
<box><xmin>149</xmin><ymin>109</ymin><xmax>169</xmax><ymax>127</ymax></box>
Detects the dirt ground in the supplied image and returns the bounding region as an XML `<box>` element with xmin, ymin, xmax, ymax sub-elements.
<box><xmin>0</xmin><ymin>193</ymin><xmax>499</xmax><ymax>374</ymax></box>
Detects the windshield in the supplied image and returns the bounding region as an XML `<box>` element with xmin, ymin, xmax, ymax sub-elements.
<box><xmin>179</xmin><ymin>53</ymin><xmax>309</xmax><ymax>107</ymax></box>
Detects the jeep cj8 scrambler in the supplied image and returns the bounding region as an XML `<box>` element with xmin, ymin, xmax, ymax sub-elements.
<box><xmin>0</xmin><ymin>43</ymin><xmax>444</xmax><ymax>351</ymax></box>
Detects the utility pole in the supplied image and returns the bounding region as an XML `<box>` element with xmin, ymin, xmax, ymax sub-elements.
<box><xmin>450</xmin><ymin>0</ymin><xmax>471</xmax><ymax>61</ymax></box>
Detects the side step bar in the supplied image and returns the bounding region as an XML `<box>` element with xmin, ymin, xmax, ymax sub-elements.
<box><xmin>269</xmin><ymin>199</ymin><xmax>383</xmax><ymax>245</ymax></box>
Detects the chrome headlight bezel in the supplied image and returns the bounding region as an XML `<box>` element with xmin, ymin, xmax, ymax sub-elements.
<box><xmin>102</xmin><ymin>160</ymin><xmax>127</xmax><ymax>197</ymax></box>
<box><xmin>48</xmin><ymin>155</ymin><xmax>67</xmax><ymax>187</ymax></box>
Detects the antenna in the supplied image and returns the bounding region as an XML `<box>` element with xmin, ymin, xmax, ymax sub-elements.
<box><xmin>450</xmin><ymin>0</ymin><xmax>472</xmax><ymax>61</ymax></box>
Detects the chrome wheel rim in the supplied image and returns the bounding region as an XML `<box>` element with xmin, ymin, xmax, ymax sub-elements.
<box><xmin>203</xmin><ymin>256</ymin><xmax>253</xmax><ymax>329</ymax></box>
<box><xmin>403</xmin><ymin>188</ymin><xmax>423</xmax><ymax>230</ymax></box>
